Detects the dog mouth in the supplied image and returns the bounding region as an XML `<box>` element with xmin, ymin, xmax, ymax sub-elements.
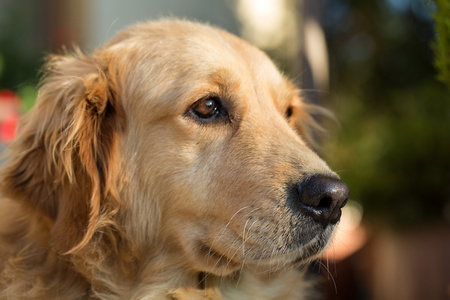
<box><xmin>196</xmin><ymin>222</ymin><xmax>335</xmax><ymax>273</ymax></box>
<box><xmin>188</xmin><ymin>193</ymin><xmax>342</xmax><ymax>275</ymax></box>
<box><xmin>244</xmin><ymin>224</ymin><xmax>335</xmax><ymax>266</ymax></box>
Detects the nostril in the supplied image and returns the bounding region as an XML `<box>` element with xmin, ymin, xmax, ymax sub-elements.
<box><xmin>297</xmin><ymin>195</ymin><xmax>332</xmax><ymax>214</ymax></box>
<box><xmin>317</xmin><ymin>197</ymin><xmax>332</xmax><ymax>211</ymax></box>
<box><xmin>294</xmin><ymin>175</ymin><xmax>349</xmax><ymax>225</ymax></box>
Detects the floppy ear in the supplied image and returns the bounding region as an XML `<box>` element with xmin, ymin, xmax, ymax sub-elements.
<box><xmin>0</xmin><ymin>50</ymin><xmax>123</xmax><ymax>253</ymax></box>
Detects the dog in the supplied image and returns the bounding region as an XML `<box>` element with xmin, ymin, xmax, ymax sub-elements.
<box><xmin>0</xmin><ymin>19</ymin><xmax>349</xmax><ymax>299</ymax></box>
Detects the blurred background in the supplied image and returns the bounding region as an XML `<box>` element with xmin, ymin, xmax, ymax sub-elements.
<box><xmin>0</xmin><ymin>0</ymin><xmax>448</xmax><ymax>299</ymax></box>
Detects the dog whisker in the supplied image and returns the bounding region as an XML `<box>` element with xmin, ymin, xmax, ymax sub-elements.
<box><xmin>208</xmin><ymin>205</ymin><xmax>253</xmax><ymax>257</ymax></box>
<box><xmin>317</xmin><ymin>259</ymin><xmax>338</xmax><ymax>294</ymax></box>
<box><xmin>0</xmin><ymin>18</ymin><xmax>348</xmax><ymax>299</ymax></box>
<box><xmin>207</xmin><ymin>207</ymin><xmax>260</xmax><ymax>269</ymax></box>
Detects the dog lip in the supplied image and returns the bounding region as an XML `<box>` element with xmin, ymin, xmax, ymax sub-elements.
<box><xmin>198</xmin><ymin>243</ymin><xmax>224</xmax><ymax>260</ymax></box>
<box><xmin>197</xmin><ymin>242</ymin><xmax>240</xmax><ymax>267</ymax></box>
<box><xmin>241</xmin><ymin>227</ymin><xmax>333</xmax><ymax>264</ymax></box>
<box><xmin>291</xmin><ymin>233</ymin><xmax>330</xmax><ymax>264</ymax></box>
<box><xmin>195</xmin><ymin>241</ymin><xmax>244</xmax><ymax>275</ymax></box>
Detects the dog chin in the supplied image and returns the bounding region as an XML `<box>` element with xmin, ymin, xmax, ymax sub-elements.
<box><xmin>248</xmin><ymin>224</ymin><xmax>336</xmax><ymax>270</ymax></box>
<box><xmin>292</xmin><ymin>225</ymin><xmax>336</xmax><ymax>263</ymax></box>
<box><xmin>190</xmin><ymin>223</ymin><xmax>336</xmax><ymax>276</ymax></box>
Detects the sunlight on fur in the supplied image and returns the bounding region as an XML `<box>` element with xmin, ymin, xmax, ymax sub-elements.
<box><xmin>0</xmin><ymin>19</ymin><xmax>348</xmax><ymax>299</ymax></box>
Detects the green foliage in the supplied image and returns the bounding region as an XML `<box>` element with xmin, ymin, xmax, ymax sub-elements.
<box><xmin>17</xmin><ymin>85</ymin><xmax>38</xmax><ymax>113</ymax></box>
<box><xmin>432</xmin><ymin>0</ymin><xmax>450</xmax><ymax>88</ymax></box>
<box><xmin>322</xmin><ymin>0</ymin><xmax>450</xmax><ymax>227</ymax></box>
<box><xmin>0</xmin><ymin>0</ymin><xmax>44</xmax><ymax>107</ymax></box>
<box><xmin>325</xmin><ymin>80</ymin><xmax>450</xmax><ymax>226</ymax></box>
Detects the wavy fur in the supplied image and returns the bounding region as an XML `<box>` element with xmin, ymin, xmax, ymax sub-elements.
<box><xmin>0</xmin><ymin>19</ymin><xmax>340</xmax><ymax>299</ymax></box>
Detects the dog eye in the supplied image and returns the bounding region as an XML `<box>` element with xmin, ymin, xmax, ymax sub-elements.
<box><xmin>285</xmin><ymin>106</ymin><xmax>293</xmax><ymax>120</ymax></box>
<box><xmin>191</xmin><ymin>96</ymin><xmax>223</xmax><ymax>120</ymax></box>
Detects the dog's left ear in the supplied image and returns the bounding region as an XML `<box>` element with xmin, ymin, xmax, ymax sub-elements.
<box><xmin>1</xmin><ymin>50</ymin><xmax>124</xmax><ymax>253</ymax></box>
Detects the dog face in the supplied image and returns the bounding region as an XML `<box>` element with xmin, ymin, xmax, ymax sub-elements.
<box><xmin>106</xmin><ymin>21</ymin><xmax>349</xmax><ymax>275</ymax></box>
<box><xmin>3</xmin><ymin>20</ymin><xmax>348</xmax><ymax>278</ymax></box>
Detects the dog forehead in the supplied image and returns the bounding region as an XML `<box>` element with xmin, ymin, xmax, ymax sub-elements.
<box><xmin>106</xmin><ymin>20</ymin><xmax>289</xmax><ymax>114</ymax></box>
<box><xmin>115</xmin><ymin>20</ymin><xmax>281</xmax><ymax>76</ymax></box>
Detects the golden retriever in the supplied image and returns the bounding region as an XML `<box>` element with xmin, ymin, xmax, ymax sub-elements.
<box><xmin>0</xmin><ymin>19</ymin><xmax>349</xmax><ymax>299</ymax></box>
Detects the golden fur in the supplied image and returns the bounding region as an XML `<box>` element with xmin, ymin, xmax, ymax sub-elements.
<box><xmin>0</xmin><ymin>20</ymin><xmax>342</xmax><ymax>299</ymax></box>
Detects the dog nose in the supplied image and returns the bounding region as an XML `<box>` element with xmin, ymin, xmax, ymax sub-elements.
<box><xmin>295</xmin><ymin>175</ymin><xmax>349</xmax><ymax>226</ymax></box>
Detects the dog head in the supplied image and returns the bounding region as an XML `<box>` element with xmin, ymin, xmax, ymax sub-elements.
<box><xmin>1</xmin><ymin>20</ymin><xmax>348</xmax><ymax>276</ymax></box>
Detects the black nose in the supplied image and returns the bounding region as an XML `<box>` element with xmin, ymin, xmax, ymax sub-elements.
<box><xmin>294</xmin><ymin>175</ymin><xmax>349</xmax><ymax>226</ymax></box>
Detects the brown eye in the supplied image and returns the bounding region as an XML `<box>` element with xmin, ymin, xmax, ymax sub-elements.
<box><xmin>191</xmin><ymin>96</ymin><xmax>224</xmax><ymax>120</ymax></box>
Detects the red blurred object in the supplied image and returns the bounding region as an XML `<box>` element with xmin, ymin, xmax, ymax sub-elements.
<box><xmin>0</xmin><ymin>89</ymin><xmax>21</xmax><ymax>142</ymax></box>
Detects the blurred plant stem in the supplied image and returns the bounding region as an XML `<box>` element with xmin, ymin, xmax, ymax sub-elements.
<box><xmin>431</xmin><ymin>0</ymin><xmax>450</xmax><ymax>89</ymax></box>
